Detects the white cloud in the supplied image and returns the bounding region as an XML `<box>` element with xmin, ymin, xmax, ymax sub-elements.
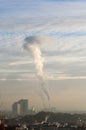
<box><xmin>9</xmin><ymin>60</ymin><xmax>33</xmax><ymax>66</ymax></box>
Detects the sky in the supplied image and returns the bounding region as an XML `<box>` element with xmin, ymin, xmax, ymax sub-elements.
<box><xmin>0</xmin><ymin>0</ymin><xmax>86</xmax><ymax>112</ymax></box>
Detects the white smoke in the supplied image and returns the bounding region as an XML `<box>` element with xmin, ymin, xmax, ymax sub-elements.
<box><xmin>23</xmin><ymin>36</ymin><xmax>50</xmax><ymax>101</ymax></box>
<box><xmin>28</xmin><ymin>44</ymin><xmax>44</xmax><ymax>78</ymax></box>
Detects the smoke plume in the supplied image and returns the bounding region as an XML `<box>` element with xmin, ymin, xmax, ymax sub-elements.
<box><xmin>23</xmin><ymin>36</ymin><xmax>50</xmax><ymax>101</ymax></box>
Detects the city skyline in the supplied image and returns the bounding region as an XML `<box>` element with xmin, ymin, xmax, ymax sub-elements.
<box><xmin>0</xmin><ymin>0</ymin><xmax>86</xmax><ymax>111</ymax></box>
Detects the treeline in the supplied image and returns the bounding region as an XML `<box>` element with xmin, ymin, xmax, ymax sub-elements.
<box><xmin>5</xmin><ymin>111</ymin><xmax>86</xmax><ymax>125</ymax></box>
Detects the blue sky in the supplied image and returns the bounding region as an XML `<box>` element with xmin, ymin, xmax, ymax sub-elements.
<box><xmin>0</xmin><ymin>0</ymin><xmax>86</xmax><ymax>111</ymax></box>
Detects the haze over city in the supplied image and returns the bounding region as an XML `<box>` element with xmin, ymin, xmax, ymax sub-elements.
<box><xmin>0</xmin><ymin>0</ymin><xmax>86</xmax><ymax>112</ymax></box>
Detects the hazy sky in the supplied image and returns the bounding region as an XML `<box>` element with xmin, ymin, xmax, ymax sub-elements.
<box><xmin>0</xmin><ymin>0</ymin><xmax>86</xmax><ymax>111</ymax></box>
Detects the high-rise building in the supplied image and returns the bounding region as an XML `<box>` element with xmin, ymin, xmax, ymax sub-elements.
<box><xmin>19</xmin><ymin>99</ymin><xmax>28</xmax><ymax>115</ymax></box>
<box><xmin>12</xmin><ymin>102</ymin><xmax>20</xmax><ymax>116</ymax></box>
<box><xmin>12</xmin><ymin>99</ymin><xmax>28</xmax><ymax>116</ymax></box>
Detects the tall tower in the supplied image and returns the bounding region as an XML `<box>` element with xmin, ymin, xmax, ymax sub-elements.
<box><xmin>19</xmin><ymin>99</ymin><xmax>28</xmax><ymax>115</ymax></box>
<box><xmin>12</xmin><ymin>99</ymin><xmax>28</xmax><ymax>116</ymax></box>
<box><xmin>12</xmin><ymin>102</ymin><xmax>20</xmax><ymax>116</ymax></box>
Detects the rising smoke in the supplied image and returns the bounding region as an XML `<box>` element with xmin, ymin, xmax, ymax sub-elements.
<box><xmin>23</xmin><ymin>36</ymin><xmax>50</xmax><ymax>101</ymax></box>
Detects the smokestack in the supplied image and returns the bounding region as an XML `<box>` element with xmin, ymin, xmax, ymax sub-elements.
<box><xmin>23</xmin><ymin>36</ymin><xmax>50</xmax><ymax>102</ymax></box>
